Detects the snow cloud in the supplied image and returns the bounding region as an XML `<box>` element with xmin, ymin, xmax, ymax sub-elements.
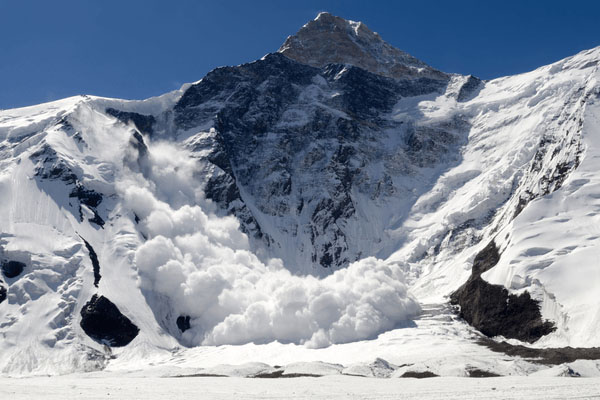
<box><xmin>120</xmin><ymin>139</ymin><xmax>420</xmax><ymax>348</ymax></box>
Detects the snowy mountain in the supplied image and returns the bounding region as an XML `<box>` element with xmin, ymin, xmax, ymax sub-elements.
<box><xmin>1</xmin><ymin>12</ymin><xmax>600</xmax><ymax>376</ymax></box>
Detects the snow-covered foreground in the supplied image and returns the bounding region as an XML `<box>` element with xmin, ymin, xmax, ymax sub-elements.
<box><xmin>63</xmin><ymin>304</ymin><xmax>600</xmax><ymax>379</ymax></box>
<box><xmin>2</xmin><ymin>375</ymin><xmax>600</xmax><ymax>400</ymax></box>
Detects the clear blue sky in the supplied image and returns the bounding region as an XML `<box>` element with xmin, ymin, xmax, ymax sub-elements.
<box><xmin>1</xmin><ymin>0</ymin><xmax>599</xmax><ymax>109</ymax></box>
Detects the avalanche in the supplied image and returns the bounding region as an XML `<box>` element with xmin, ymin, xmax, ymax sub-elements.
<box><xmin>125</xmin><ymin>141</ymin><xmax>420</xmax><ymax>347</ymax></box>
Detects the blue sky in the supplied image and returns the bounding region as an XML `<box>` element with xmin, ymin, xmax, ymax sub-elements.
<box><xmin>1</xmin><ymin>0</ymin><xmax>599</xmax><ymax>109</ymax></box>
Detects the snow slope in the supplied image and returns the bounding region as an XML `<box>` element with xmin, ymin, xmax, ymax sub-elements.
<box><xmin>391</xmin><ymin>47</ymin><xmax>600</xmax><ymax>349</ymax></box>
<box><xmin>486</xmin><ymin>64</ymin><xmax>600</xmax><ymax>348</ymax></box>
<box><xmin>1</xmin><ymin>13</ymin><xmax>600</xmax><ymax>377</ymax></box>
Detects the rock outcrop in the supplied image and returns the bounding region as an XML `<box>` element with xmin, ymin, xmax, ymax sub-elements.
<box><xmin>2</xmin><ymin>261</ymin><xmax>25</xmax><ymax>278</ymax></box>
<box><xmin>80</xmin><ymin>295</ymin><xmax>139</xmax><ymax>347</ymax></box>
<box><xmin>450</xmin><ymin>241</ymin><xmax>555</xmax><ymax>342</ymax></box>
<box><xmin>80</xmin><ymin>237</ymin><xmax>101</xmax><ymax>288</ymax></box>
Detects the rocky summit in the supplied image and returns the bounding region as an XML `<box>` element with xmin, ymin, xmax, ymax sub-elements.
<box><xmin>279</xmin><ymin>12</ymin><xmax>448</xmax><ymax>81</ymax></box>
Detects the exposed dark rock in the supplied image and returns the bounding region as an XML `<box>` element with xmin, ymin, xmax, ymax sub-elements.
<box><xmin>176</xmin><ymin>315</ymin><xmax>191</xmax><ymax>332</ymax></box>
<box><xmin>131</xmin><ymin>131</ymin><xmax>149</xmax><ymax>158</ymax></box>
<box><xmin>469</xmin><ymin>240</ymin><xmax>500</xmax><ymax>276</ymax></box>
<box><xmin>174</xmin><ymin>53</ymin><xmax>317</xmax><ymax>130</ymax></box>
<box><xmin>322</xmin><ymin>64</ymin><xmax>440</xmax><ymax>119</ymax></box>
<box><xmin>172</xmin><ymin>46</ymin><xmax>458</xmax><ymax>271</ymax></box>
<box><xmin>126</xmin><ymin>130</ymin><xmax>151</xmax><ymax>175</ymax></box>
<box><xmin>478</xmin><ymin>337</ymin><xmax>600</xmax><ymax>365</ymax></box>
<box><xmin>69</xmin><ymin>185</ymin><xmax>104</xmax><ymax>227</ymax></box>
<box><xmin>0</xmin><ymin>284</ymin><xmax>6</xmax><ymax>304</ymax></box>
<box><xmin>466</xmin><ymin>368</ymin><xmax>501</xmax><ymax>377</ymax></box>
<box><xmin>80</xmin><ymin>237</ymin><xmax>101</xmax><ymax>287</ymax></box>
<box><xmin>400</xmin><ymin>371</ymin><xmax>438</xmax><ymax>378</ymax></box>
<box><xmin>404</xmin><ymin>118</ymin><xmax>467</xmax><ymax>168</ymax></box>
<box><xmin>80</xmin><ymin>294</ymin><xmax>139</xmax><ymax>347</ymax></box>
<box><xmin>204</xmin><ymin>172</ymin><xmax>240</xmax><ymax>206</ymax></box>
<box><xmin>105</xmin><ymin>108</ymin><xmax>156</xmax><ymax>136</ymax></box>
<box><xmin>450</xmin><ymin>241</ymin><xmax>555</xmax><ymax>342</ymax></box>
<box><xmin>253</xmin><ymin>370</ymin><xmax>321</xmax><ymax>378</ymax></box>
<box><xmin>86</xmin><ymin>213</ymin><xmax>105</xmax><ymax>227</ymax></box>
<box><xmin>30</xmin><ymin>145</ymin><xmax>78</xmax><ymax>184</ymax></box>
<box><xmin>70</xmin><ymin>184</ymin><xmax>103</xmax><ymax>208</ymax></box>
<box><xmin>2</xmin><ymin>261</ymin><xmax>25</xmax><ymax>278</ymax></box>
<box><xmin>30</xmin><ymin>145</ymin><xmax>105</xmax><ymax>227</ymax></box>
<box><xmin>252</xmin><ymin>370</ymin><xmax>286</xmax><ymax>378</ymax></box>
<box><xmin>513</xmin><ymin>190</ymin><xmax>534</xmax><ymax>219</ymax></box>
<box><xmin>564</xmin><ymin>367</ymin><xmax>582</xmax><ymax>377</ymax></box>
<box><xmin>513</xmin><ymin>103</ymin><xmax>584</xmax><ymax>220</ymax></box>
<box><xmin>457</xmin><ymin>75</ymin><xmax>483</xmax><ymax>102</ymax></box>
<box><xmin>278</xmin><ymin>12</ymin><xmax>448</xmax><ymax>81</ymax></box>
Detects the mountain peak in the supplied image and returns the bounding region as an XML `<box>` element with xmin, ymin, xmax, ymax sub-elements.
<box><xmin>278</xmin><ymin>12</ymin><xmax>447</xmax><ymax>80</ymax></box>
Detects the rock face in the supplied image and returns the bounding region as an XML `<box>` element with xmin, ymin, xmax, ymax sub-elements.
<box><xmin>0</xmin><ymin>284</ymin><xmax>6</xmax><ymax>304</ymax></box>
<box><xmin>450</xmin><ymin>241</ymin><xmax>555</xmax><ymax>342</ymax></box>
<box><xmin>175</xmin><ymin>50</ymin><xmax>457</xmax><ymax>272</ymax></box>
<box><xmin>30</xmin><ymin>141</ymin><xmax>105</xmax><ymax>228</ymax></box>
<box><xmin>457</xmin><ymin>75</ymin><xmax>483</xmax><ymax>102</ymax></box>
<box><xmin>80</xmin><ymin>295</ymin><xmax>139</xmax><ymax>347</ymax></box>
<box><xmin>105</xmin><ymin>108</ymin><xmax>156</xmax><ymax>137</ymax></box>
<box><xmin>2</xmin><ymin>261</ymin><xmax>25</xmax><ymax>278</ymax></box>
<box><xmin>279</xmin><ymin>12</ymin><xmax>448</xmax><ymax>81</ymax></box>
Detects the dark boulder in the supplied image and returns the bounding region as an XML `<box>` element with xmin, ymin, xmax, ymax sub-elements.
<box><xmin>450</xmin><ymin>240</ymin><xmax>555</xmax><ymax>342</ymax></box>
<box><xmin>176</xmin><ymin>315</ymin><xmax>191</xmax><ymax>332</ymax></box>
<box><xmin>2</xmin><ymin>261</ymin><xmax>25</xmax><ymax>278</ymax></box>
<box><xmin>80</xmin><ymin>294</ymin><xmax>139</xmax><ymax>347</ymax></box>
<box><xmin>400</xmin><ymin>371</ymin><xmax>438</xmax><ymax>378</ymax></box>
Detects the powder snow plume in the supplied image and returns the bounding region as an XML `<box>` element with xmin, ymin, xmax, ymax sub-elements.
<box><xmin>120</xmin><ymin>140</ymin><xmax>421</xmax><ymax>348</ymax></box>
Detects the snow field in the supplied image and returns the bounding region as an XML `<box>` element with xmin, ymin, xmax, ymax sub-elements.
<box><xmin>2</xmin><ymin>375</ymin><xmax>600</xmax><ymax>400</ymax></box>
